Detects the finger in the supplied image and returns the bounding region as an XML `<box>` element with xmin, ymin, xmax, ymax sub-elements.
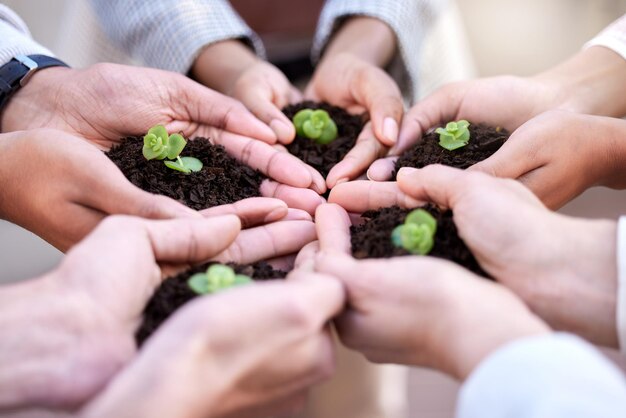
<box><xmin>215</xmin><ymin>132</ymin><xmax>325</xmax><ymax>192</ymax></box>
<box><xmin>283</xmin><ymin>272</ymin><xmax>346</xmax><ymax>321</ymax></box>
<box><xmin>367</xmin><ymin>156</ymin><xmax>399</xmax><ymax>181</ymax></box>
<box><xmin>354</xmin><ymin>67</ymin><xmax>403</xmax><ymax>146</ymax></box>
<box><xmin>73</xmin><ymin>150</ymin><xmax>200</xmax><ymax>221</ymax></box>
<box><xmin>285</xmin><ymin>209</ymin><xmax>313</xmax><ymax>221</ymax></box>
<box><xmin>261</xmin><ymin>180</ymin><xmax>326</xmax><ymax>215</ymax></box>
<box><xmin>397</xmin><ymin>165</ymin><xmax>482</xmax><ymax>209</ymax></box>
<box><xmin>315</xmin><ymin>204</ymin><xmax>352</xmax><ymax>254</ymax></box>
<box><xmin>174</xmin><ymin>75</ymin><xmax>277</xmax><ymax>143</ymax></box>
<box><xmin>326</xmin><ymin>122</ymin><xmax>388</xmax><ymax>188</ymax></box>
<box><xmin>303</xmin><ymin>82</ymin><xmax>320</xmax><ymax>101</ymax></box>
<box><xmin>469</xmin><ymin>133</ymin><xmax>538</xmax><ymax>181</ymax></box>
<box><xmin>294</xmin><ymin>241</ymin><xmax>320</xmax><ymax>271</ymax></box>
<box><xmin>395</xmin><ymin>84</ymin><xmax>464</xmax><ymax>155</ymax></box>
<box><xmin>328</xmin><ymin>180</ymin><xmax>422</xmax><ymax>213</ymax></box>
<box><xmin>266</xmin><ymin>254</ymin><xmax>297</xmax><ymax>271</ymax></box>
<box><xmin>214</xmin><ymin>220</ymin><xmax>316</xmax><ymax>264</ymax></box>
<box><xmin>289</xmin><ymin>86</ymin><xmax>304</xmax><ymax>104</ymax></box>
<box><xmin>239</xmin><ymin>86</ymin><xmax>297</xmax><ymax>144</ymax></box>
<box><xmin>200</xmin><ymin>197</ymin><xmax>288</xmax><ymax>227</ymax></box>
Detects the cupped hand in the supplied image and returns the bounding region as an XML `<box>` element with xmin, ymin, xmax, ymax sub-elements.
<box><xmin>82</xmin><ymin>273</ymin><xmax>345</xmax><ymax>418</ymax></box>
<box><xmin>232</xmin><ymin>60</ymin><xmax>302</xmax><ymax>144</ymax></box>
<box><xmin>312</xmin><ymin>204</ymin><xmax>548</xmax><ymax>380</ymax></box>
<box><xmin>0</xmin><ymin>63</ymin><xmax>325</xmax><ymax>193</ymax></box>
<box><xmin>331</xmin><ymin>166</ymin><xmax>619</xmax><ymax>347</ymax></box>
<box><xmin>470</xmin><ymin>110</ymin><xmax>626</xmax><ymax>209</ymax></box>
<box><xmin>305</xmin><ymin>53</ymin><xmax>403</xmax><ymax>187</ymax></box>
<box><xmin>367</xmin><ymin>75</ymin><xmax>568</xmax><ymax>181</ymax></box>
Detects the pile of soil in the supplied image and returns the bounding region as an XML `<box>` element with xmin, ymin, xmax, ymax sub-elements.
<box><xmin>393</xmin><ymin>124</ymin><xmax>509</xmax><ymax>178</ymax></box>
<box><xmin>136</xmin><ymin>261</ymin><xmax>287</xmax><ymax>346</ymax></box>
<box><xmin>107</xmin><ymin>137</ymin><xmax>264</xmax><ymax>210</ymax></box>
<box><xmin>283</xmin><ymin>101</ymin><xmax>365</xmax><ymax>178</ymax></box>
<box><xmin>350</xmin><ymin>205</ymin><xmax>487</xmax><ymax>277</ymax></box>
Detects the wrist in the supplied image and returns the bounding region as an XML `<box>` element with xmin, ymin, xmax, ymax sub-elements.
<box><xmin>1</xmin><ymin>66</ymin><xmax>72</xmax><ymax>133</ymax></box>
<box><xmin>190</xmin><ymin>39</ymin><xmax>260</xmax><ymax>95</ymax></box>
<box><xmin>322</xmin><ymin>16</ymin><xmax>396</xmax><ymax>68</ymax></box>
<box><xmin>535</xmin><ymin>46</ymin><xmax>626</xmax><ymax>117</ymax></box>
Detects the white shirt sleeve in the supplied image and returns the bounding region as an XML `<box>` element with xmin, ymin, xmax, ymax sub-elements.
<box><xmin>0</xmin><ymin>5</ymin><xmax>55</xmax><ymax>66</ymax></box>
<box><xmin>457</xmin><ymin>333</ymin><xmax>626</xmax><ymax>418</ymax></box>
<box><xmin>616</xmin><ymin>217</ymin><xmax>626</xmax><ymax>356</ymax></box>
<box><xmin>88</xmin><ymin>0</ymin><xmax>265</xmax><ymax>74</ymax></box>
<box><xmin>584</xmin><ymin>14</ymin><xmax>626</xmax><ymax>60</ymax></box>
<box><xmin>313</xmin><ymin>0</ymin><xmax>447</xmax><ymax>103</ymax></box>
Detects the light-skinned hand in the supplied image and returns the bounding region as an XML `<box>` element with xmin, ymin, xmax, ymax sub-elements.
<box><xmin>311</xmin><ymin>203</ymin><xmax>548</xmax><ymax>380</ymax></box>
<box><xmin>328</xmin><ymin>166</ymin><xmax>619</xmax><ymax>347</ymax></box>
<box><xmin>0</xmin><ymin>210</ymin><xmax>318</xmax><ymax>412</ymax></box>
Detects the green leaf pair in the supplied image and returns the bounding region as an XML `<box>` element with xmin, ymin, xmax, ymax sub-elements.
<box><xmin>435</xmin><ymin>120</ymin><xmax>471</xmax><ymax>151</ymax></box>
<box><xmin>292</xmin><ymin>109</ymin><xmax>338</xmax><ymax>144</ymax></box>
<box><xmin>391</xmin><ymin>209</ymin><xmax>437</xmax><ymax>255</ymax></box>
<box><xmin>143</xmin><ymin>125</ymin><xmax>203</xmax><ymax>174</ymax></box>
<box><xmin>188</xmin><ymin>264</ymin><xmax>253</xmax><ymax>295</ymax></box>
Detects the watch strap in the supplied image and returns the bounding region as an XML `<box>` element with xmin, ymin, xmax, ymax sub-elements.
<box><xmin>0</xmin><ymin>54</ymin><xmax>69</xmax><ymax>110</ymax></box>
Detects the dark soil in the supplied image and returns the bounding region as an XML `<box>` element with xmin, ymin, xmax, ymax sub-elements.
<box><xmin>351</xmin><ymin>205</ymin><xmax>488</xmax><ymax>278</ymax></box>
<box><xmin>393</xmin><ymin>124</ymin><xmax>509</xmax><ymax>178</ymax></box>
<box><xmin>283</xmin><ymin>101</ymin><xmax>365</xmax><ymax>179</ymax></box>
<box><xmin>107</xmin><ymin>137</ymin><xmax>264</xmax><ymax>211</ymax></box>
<box><xmin>136</xmin><ymin>261</ymin><xmax>287</xmax><ymax>346</ymax></box>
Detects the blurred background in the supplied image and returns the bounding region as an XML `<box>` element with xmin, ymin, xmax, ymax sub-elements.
<box><xmin>1</xmin><ymin>1</ymin><xmax>625</xmax><ymax>417</ymax></box>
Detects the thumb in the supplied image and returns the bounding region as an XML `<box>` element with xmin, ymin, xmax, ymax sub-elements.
<box><xmin>468</xmin><ymin>135</ymin><xmax>533</xmax><ymax>180</ymax></box>
<box><xmin>396</xmin><ymin>165</ymin><xmax>470</xmax><ymax>209</ymax></box>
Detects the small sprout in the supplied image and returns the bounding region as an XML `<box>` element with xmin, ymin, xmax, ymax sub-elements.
<box><xmin>188</xmin><ymin>264</ymin><xmax>253</xmax><ymax>295</ymax></box>
<box><xmin>143</xmin><ymin>125</ymin><xmax>203</xmax><ymax>174</ymax></box>
<box><xmin>391</xmin><ymin>209</ymin><xmax>437</xmax><ymax>255</ymax></box>
<box><xmin>435</xmin><ymin>120</ymin><xmax>471</xmax><ymax>151</ymax></box>
<box><xmin>292</xmin><ymin>109</ymin><xmax>338</xmax><ymax>144</ymax></box>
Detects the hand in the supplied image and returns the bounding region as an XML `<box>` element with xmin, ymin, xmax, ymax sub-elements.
<box><xmin>470</xmin><ymin>110</ymin><xmax>626</xmax><ymax>209</ymax></box>
<box><xmin>368</xmin><ymin>46</ymin><xmax>626</xmax><ymax>181</ymax></box>
<box><xmin>231</xmin><ymin>60</ymin><xmax>302</xmax><ymax>144</ymax></box>
<box><xmin>0</xmin><ymin>129</ymin><xmax>319</xmax><ymax>251</ymax></box>
<box><xmin>312</xmin><ymin>204</ymin><xmax>548</xmax><ymax>380</ymax></box>
<box><xmin>306</xmin><ymin>53</ymin><xmax>403</xmax><ymax>188</ymax></box>
<box><xmin>0</xmin><ymin>63</ymin><xmax>326</xmax><ymax>194</ymax></box>
<box><xmin>0</xmin><ymin>206</ymin><xmax>318</xmax><ymax>412</ymax></box>
<box><xmin>329</xmin><ymin>166</ymin><xmax>619</xmax><ymax>347</ymax></box>
<box><xmin>81</xmin><ymin>273</ymin><xmax>345</xmax><ymax>418</ymax></box>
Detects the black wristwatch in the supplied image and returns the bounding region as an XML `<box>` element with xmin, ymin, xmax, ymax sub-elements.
<box><xmin>0</xmin><ymin>54</ymin><xmax>69</xmax><ymax>111</ymax></box>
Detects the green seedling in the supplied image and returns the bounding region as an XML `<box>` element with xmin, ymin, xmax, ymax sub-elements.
<box><xmin>292</xmin><ymin>109</ymin><xmax>338</xmax><ymax>144</ymax></box>
<box><xmin>435</xmin><ymin>120</ymin><xmax>471</xmax><ymax>151</ymax></box>
<box><xmin>143</xmin><ymin>125</ymin><xmax>203</xmax><ymax>174</ymax></box>
<box><xmin>391</xmin><ymin>209</ymin><xmax>437</xmax><ymax>255</ymax></box>
<box><xmin>188</xmin><ymin>264</ymin><xmax>253</xmax><ymax>295</ymax></box>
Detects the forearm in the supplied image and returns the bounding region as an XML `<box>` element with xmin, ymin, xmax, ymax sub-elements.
<box><xmin>321</xmin><ymin>16</ymin><xmax>397</xmax><ymax>68</ymax></box>
<box><xmin>535</xmin><ymin>46</ymin><xmax>626</xmax><ymax>117</ymax></box>
<box><xmin>190</xmin><ymin>40</ymin><xmax>259</xmax><ymax>95</ymax></box>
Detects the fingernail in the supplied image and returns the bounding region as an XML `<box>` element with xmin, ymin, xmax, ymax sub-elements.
<box><xmin>285</xmin><ymin>209</ymin><xmax>313</xmax><ymax>221</ymax></box>
<box><xmin>383</xmin><ymin>117</ymin><xmax>399</xmax><ymax>144</ymax></box>
<box><xmin>270</xmin><ymin>119</ymin><xmax>295</xmax><ymax>143</ymax></box>
<box><xmin>311</xmin><ymin>181</ymin><xmax>327</xmax><ymax>195</ymax></box>
<box><xmin>264</xmin><ymin>207</ymin><xmax>288</xmax><ymax>223</ymax></box>
<box><xmin>397</xmin><ymin>167</ymin><xmax>418</xmax><ymax>179</ymax></box>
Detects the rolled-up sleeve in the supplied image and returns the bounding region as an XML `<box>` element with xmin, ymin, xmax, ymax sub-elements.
<box><xmin>458</xmin><ymin>333</ymin><xmax>626</xmax><ymax>418</ymax></box>
<box><xmin>89</xmin><ymin>0</ymin><xmax>265</xmax><ymax>74</ymax></box>
<box><xmin>0</xmin><ymin>5</ymin><xmax>55</xmax><ymax>66</ymax></box>
<box><xmin>313</xmin><ymin>0</ymin><xmax>446</xmax><ymax>102</ymax></box>
<box><xmin>585</xmin><ymin>14</ymin><xmax>626</xmax><ymax>60</ymax></box>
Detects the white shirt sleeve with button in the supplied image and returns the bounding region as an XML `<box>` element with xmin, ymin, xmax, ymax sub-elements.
<box><xmin>585</xmin><ymin>14</ymin><xmax>626</xmax><ymax>60</ymax></box>
<box><xmin>457</xmin><ymin>333</ymin><xmax>626</xmax><ymax>418</ymax></box>
<box><xmin>0</xmin><ymin>4</ymin><xmax>54</xmax><ymax>66</ymax></box>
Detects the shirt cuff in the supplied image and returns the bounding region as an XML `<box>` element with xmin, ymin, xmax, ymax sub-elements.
<box><xmin>458</xmin><ymin>333</ymin><xmax>626</xmax><ymax>418</ymax></box>
<box><xmin>584</xmin><ymin>15</ymin><xmax>626</xmax><ymax>61</ymax></box>
<box><xmin>616</xmin><ymin>217</ymin><xmax>626</xmax><ymax>356</ymax></box>
<box><xmin>0</xmin><ymin>6</ymin><xmax>55</xmax><ymax>66</ymax></box>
